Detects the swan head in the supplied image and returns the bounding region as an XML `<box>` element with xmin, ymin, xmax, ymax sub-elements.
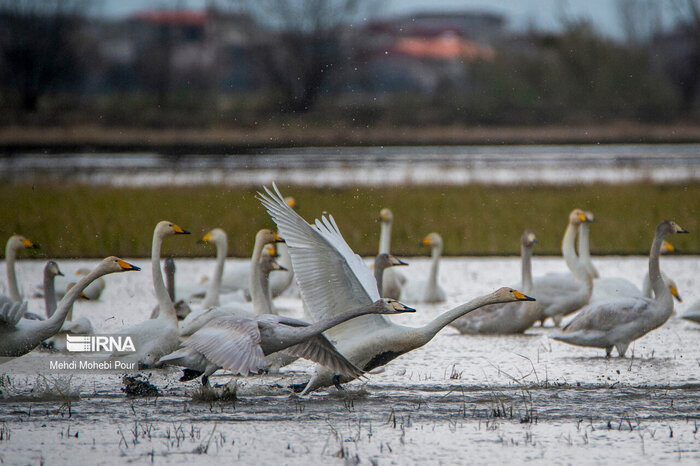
<box><xmin>198</xmin><ymin>228</ymin><xmax>227</xmax><ymax>245</ymax></box>
<box><xmin>284</xmin><ymin>197</ymin><xmax>298</xmax><ymax>210</ymax></box>
<box><xmin>156</xmin><ymin>221</ymin><xmax>191</xmax><ymax>238</ymax></box>
<box><xmin>101</xmin><ymin>256</ymin><xmax>141</xmax><ymax>273</ymax></box>
<box><xmin>375</xmin><ymin>253</ymin><xmax>408</xmax><ymax>269</ymax></box>
<box><xmin>521</xmin><ymin>230</ymin><xmax>537</xmax><ymax>247</ymax></box>
<box><xmin>8</xmin><ymin>235</ymin><xmax>40</xmax><ymax>252</ymax></box>
<box><xmin>421</xmin><ymin>232</ymin><xmax>442</xmax><ymax>248</ymax></box>
<box><xmin>490</xmin><ymin>287</ymin><xmax>536</xmax><ymax>304</ymax></box>
<box><xmin>45</xmin><ymin>260</ymin><xmax>64</xmax><ymax>278</ymax></box>
<box><xmin>657</xmin><ymin>220</ymin><xmax>688</xmax><ymax>238</ymax></box>
<box><xmin>376</xmin><ymin>298</ymin><xmax>416</xmax><ymax>314</ymax></box>
<box><xmin>378</xmin><ymin>208</ymin><xmax>393</xmax><ymax>223</ymax></box>
<box><xmin>257</xmin><ymin>229</ymin><xmax>284</xmax><ymax>245</ymax></box>
<box><xmin>569</xmin><ymin>209</ymin><xmax>590</xmax><ymax>226</ymax></box>
<box><xmin>668</xmin><ymin>281</ymin><xmax>682</xmax><ymax>302</ymax></box>
<box><xmin>260</xmin><ymin>255</ymin><xmax>287</xmax><ymax>273</ymax></box>
<box><xmin>264</xmin><ymin>244</ymin><xmax>278</xmax><ymax>257</ymax></box>
<box><xmin>661</xmin><ymin>241</ymin><xmax>676</xmax><ymax>254</ymax></box>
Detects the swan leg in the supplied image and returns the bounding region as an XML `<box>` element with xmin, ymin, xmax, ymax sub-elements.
<box><xmin>552</xmin><ymin>314</ymin><xmax>563</xmax><ymax>327</ymax></box>
<box><xmin>202</xmin><ymin>374</ymin><xmax>209</xmax><ymax>386</ymax></box>
<box><xmin>615</xmin><ymin>343</ymin><xmax>629</xmax><ymax>358</ymax></box>
<box><xmin>332</xmin><ymin>374</ymin><xmax>345</xmax><ymax>391</ymax></box>
<box><xmin>605</xmin><ymin>346</ymin><xmax>613</xmax><ymax>358</ymax></box>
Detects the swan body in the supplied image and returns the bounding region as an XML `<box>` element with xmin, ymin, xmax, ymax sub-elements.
<box><xmin>682</xmin><ymin>300</ymin><xmax>700</xmax><ymax>324</ymax></box>
<box><xmin>451</xmin><ymin>230</ymin><xmax>541</xmax><ymax>334</ymax></box>
<box><xmin>0</xmin><ymin>257</ymin><xmax>139</xmax><ymax>360</ymax></box>
<box><xmin>553</xmin><ymin>220</ymin><xmax>688</xmax><ymax>357</ymax></box>
<box><xmin>377</xmin><ymin>208</ymin><xmax>406</xmax><ymax>299</ymax></box>
<box><xmin>531</xmin><ymin>209</ymin><xmax>594</xmax><ymax>326</ymax></box>
<box><xmin>159</xmin><ymin>298</ymin><xmax>415</xmax><ymax>384</ymax></box>
<box><xmin>257</xmin><ymin>183</ymin><xmax>534</xmax><ymax>395</ymax></box>
<box><xmin>109</xmin><ymin>221</ymin><xmax>190</xmax><ymax>368</ymax></box>
<box><xmin>401</xmin><ymin>233</ymin><xmax>446</xmax><ymax>303</ymax></box>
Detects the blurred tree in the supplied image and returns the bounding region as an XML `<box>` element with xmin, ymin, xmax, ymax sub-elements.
<box><xmin>231</xmin><ymin>0</ymin><xmax>374</xmax><ymax>113</ymax></box>
<box><xmin>0</xmin><ymin>0</ymin><xmax>91</xmax><ymax>112</ymax></box>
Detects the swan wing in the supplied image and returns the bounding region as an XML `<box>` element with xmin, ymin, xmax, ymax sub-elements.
<box><xmin>0</xmin><ymin>300</ymin><xmax>27</xmax><ymax>327</ymax></box>
<box><xmin>257</xmin><ymin>184</ymin><xmax>382</xmax><ymax>325</ymax></box>
<box><xmin>562</xmin><ymin>297</ymin><xmax>651</xmax><ymax>333</ymax></box>
<box><xmin>183</xmin><ymin>316</ymin><xmax>266</xmax><ymax>376</ymax></box>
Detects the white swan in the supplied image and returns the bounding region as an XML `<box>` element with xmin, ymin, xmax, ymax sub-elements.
<box><xmin>178</xmin><ymin>229</ymin><xmax>283</xmax><ymax>335</ymax></box>
<box><xmin>150</xmin><ymin>258</ymin><xmax>192</xmax><ymax>320</ymax></box>
<box><xmin>531</xmin><ymin>209</ymin><xmax>594</xmax><ymax>326</ymax></box>
<box><xmin>257</xmin><ymin>183</ymin><xmax>535</xmax><ymax>394</ymax></box>
<box><xmin>109</xmin><ymin>221</ymin><xmax>190</xmax><ymax>368</ymax></box>
<box><xmin>159</xmin><ymin>298</ymin><xmax>415</xmax><ymax>385</ymax></box>
<box><xmin>377</xmin><ymin>208</ymin><xmax>406</xmax><ymax>299</ymax></box>
<box><xmin>0</xmin><ymin>256</ymin><xmax>140</xmax><ymax>361</ymax></box>
<box><xmin>2</xmin><ymin>235</ymin><xmax>39</xmax><ymax>303</ymax></box>
<box><xmin>553</xmin><ymin>220</ymin><xmax>688</xmax><ymax>357</ymax></box>
<box><xmin>373</xmin><ymin>253</ymin><xmax>408</xmax><ymax>294</ymax></box>
<box><xmin>682</xmin><ymin>301</ymin><xmax>700</xmax><ymax>324</ymax></box>
<box><xmin>450</xmin><ymin>230</ymin><xmax>541</xmax><ymax>334</ymax></box>
<box><xmin>401</xmin><ymin>232</ymin><xmax>446</xmax><ymax>303</ymax></box>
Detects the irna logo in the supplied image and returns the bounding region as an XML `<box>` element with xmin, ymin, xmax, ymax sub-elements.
<box><xmin>66</xmin><ymin>335</ymin><xmax>136</xmax><ymax>353</ymax></box>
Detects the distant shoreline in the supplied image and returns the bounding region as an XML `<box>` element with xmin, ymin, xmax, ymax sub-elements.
<box><xmin>1</xmin><ymin>123</ymin><xmax>699</xmax><ymax>154</ymax></box>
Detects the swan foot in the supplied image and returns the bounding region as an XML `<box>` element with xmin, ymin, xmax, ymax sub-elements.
<box><xmin>333</xmin><ymin>375</ymin><xmax>345</xmax><ymax>391</ymax></box>
<box><xmin>289</xmin><ymin>382</ymin><xmax>308</xmax><ymax>393</ymax></box>
<box><xmin>202</xmin><ymin>375</ymin><xmax>209</xmax><ymax>386</ymax></box>
<box><xmin>180</xmin><ymin>369</ymin><xmax>204</xmax><ymax>382</ymax></box>
<box><xmin>605</xmin><ymin>346</ymin><xmax>613</xmax><ymax>358</ymax></box>
<box><xmin>552</xmin><ymin>315</ymin><xmax>563</xmax><ymax>327</ymax></box>
<box><xmin>615</xmin><ymin>343</ymin><xmax>629</xmax><ymax>358</ymax></box>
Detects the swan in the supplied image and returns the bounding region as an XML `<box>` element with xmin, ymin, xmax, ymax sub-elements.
<box><xmin>0</xmin><ymin>256</ymin><xmax>140</xmax><ymax>360</ymax></box>
<box><xmin>178</xmin><ymin>229</ymin><xmax>283</xmax><ymax>334</ymax></box>
<box><xmin>150</xmin><ymin>258</ymin><xmax>192</xmax><ymax>320</ymax></box>
<box><xmin>377</xmin><ymin>208</ymin><xmax>406</xmax><ymax>299</ymax></box>
<box><xmin>42</xmin><ymin>261</ymin><xmax>64</xmax><ymax>318</ymax></box>
<box><xmin>682</xmin><ymin>301</ymin><xmax>700</xmax><ymax>324</ymax></box>
<box><xmin>159</xmin><ymin>298</ymin><xmax>415</xmax><ymax>385</ymax></box>
<box><xmin>552</xmin><ymin>220</ymin><xmax>688</xmax><ymax>357</ymax></box>
<box><xmin>401</xmin><ymin>232</ymin><xmax>446</xmax><ymax>303</ymax></box>
<box><xmin>243</xmin><ymin>241</ymin><xmax>295</xmax><ymax>301</ymax></box>
<box><xmin>257</xmin><ymin>183</ymin><xmax>535</xmax><ymax>394</ymax></box>
<box><xmin>373</xmin><ymin>253</ymin><xmax>408</xmax><ymax>294</ymax></box>
<box><xmin>2</xmin><ymin>235</ymin><xmax>39</xmax><ymax>303</ymax></box>
<box><xmin>531</xmin><ymin>209</ymin><xmax>594</xmax><ymax>326</ymax></box>
<box><xmin>108</xmin><ymin>221</ymin><xmax>190</xmax><ymax>368</ymax></box>
<box><xmin>450</xmin><ymin>230</ymin><xmax>541</xmax><ymax>334</ymax></box>
<box><xmin>179</xmin><ymin>252</ymin><xmax>285</xmax><ymax>337</ymax></box>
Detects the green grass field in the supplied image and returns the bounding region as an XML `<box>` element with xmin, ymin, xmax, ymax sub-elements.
<box><xmin>1</xmin><ymin>183</ymin><xmax>698</xmax><ymax>259</ymax></box>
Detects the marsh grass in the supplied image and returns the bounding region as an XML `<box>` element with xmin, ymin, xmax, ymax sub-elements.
<box><xmin>1</xmin><ymin>182</ymin><xmax>697</xmax><ymax>258</ymax></box>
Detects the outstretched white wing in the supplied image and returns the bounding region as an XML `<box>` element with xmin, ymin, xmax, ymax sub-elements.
<box><xmin>257</xmin><ymin>183</ymin><xmax>383</xmax><ymax>323</ymax></box>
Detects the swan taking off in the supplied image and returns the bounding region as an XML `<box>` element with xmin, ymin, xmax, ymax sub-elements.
<box><xmin>257</xmin><ymin>183</ymin><xmax>534</xmax><ymax>394</ymax></box>
<box><xmin>159</xmin><ymin>298</ymin><xmax>415</xmax><ymax>385</ymax></box>
<box><xmin>0</xmin><ymin>257</ymin><xmax>140</xmax><ymax>361</ymax></box>
<box><xmin>552</xmin><ymin>220</ymin><xmax>688</xmax><ymax>357</ymax></box>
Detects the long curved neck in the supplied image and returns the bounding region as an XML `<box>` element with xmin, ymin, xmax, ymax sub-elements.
<box><xmin>164</xmin><ymin>259</ymin><xmax>176</xmax><ymax>301</ymax></box>
<box><xmin>5</xmin><ymin>243</ymin><xmax>21</xmax><ymax>302</ymax></box>
<box><xmin>379</xmin><ymin>222</ymin><xmax>391</xmax><ymax>254</ymax></box>
<box><xmin>521</xmin><ymin>243</ymin><xmax>533</xmax><ymax>293</ymax></box>
<box><xmin>648</xmin><ymin>232</ymin><xmax>671</xmax><ymax>307</ymax></box>
<box><xmin>562</xmin><ymin>222</ymin><xmax>586</xmax><ymax>282</ymax></box>
<box><xmin>44</xmin><ymin>271</ymin><xmax>58</xmax><ymax>318</ymax></box>
<box><xmin>416</xmin><ymin>294</ymin><xmax>505</xmax><ymax>345</ymax></box>
<box><xmin>253</xmin><ymin>265</ymin><xmax>275</xmax><ymax>315</ymax></box>
<box><xmin>374</xmin><ymin>258</ymin><xmax>384</xmax><ymax>296</ymax></box>
<box><xmin>248</xmin><ymin>236</ymin><xmax>271</xmax><ymax>315</ymax></box>
<box><xmin>39</xmin><ymin>266</ymin><xmax>106</xmax><ymax>341</ymax></box>
<box><xmin>296</xmin><ymin>302</ymin><xmax>382</xmax><ymax>341</ymax></box>
<box><xmin>203</xmin><ymin>238</ymin><xmax>227</xmax><ymax>308</ymax></box>
<box><xmin>425</xmin><ymin>243</ymin><xmax>442</xmax><ymax>296</ymax></box>
<box><xmin>152</xmin><ymin>232</ymin><xmax>176</xmax><ymax>322</ymax></box>
<box><xmin>578</xmin><ymin>223</ymin><xmax>599</xmax><ymax>279</ymax></box>
<box><xmin>275</xmin><ymin>243</ymin><xmax>294</xmax><ymax>293</ymax></box>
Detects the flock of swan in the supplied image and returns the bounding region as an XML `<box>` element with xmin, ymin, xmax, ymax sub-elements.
<box><xmin>0</xmin><ymin>182</ymin><xmax>696</xmax><ymax>396</ymax></box>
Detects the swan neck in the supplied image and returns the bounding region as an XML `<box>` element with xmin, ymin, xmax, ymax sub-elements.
<box><xmin>300</xmin><ymin>303</ymin><xmax>379</xmax><ymax>340</ymax></box>
<box><xmin>249</xmin><ymin>236</ymin><xmax>273</xmax><ymax>315</ymax></box>
<box><xmin>43</xmin><ymin>266</ymin><xmax>104</xmax><ymax>340</ymax></box>
<box><xmin>5</xmin><ymin>242</ymin><xmax>21</xmax><ymax>302</ymax></box>
<box><xmin>379</xmin><ymin>222</ymin><xmax>391</xmax><ymax>254</ymax></box>
<box><xmin>374</xmin><ymin>259</ymin><xmax>384</xmax><ymax>296</ymax></box>
<box><xmin>254</xmin><ymin>264</ymin><xmax>275</xmax><ymax>315</ymax></box>
<box><xmin>203</xmin><ymin>238</ymin><xmax>227</xmax><ymax>308</ymax></box>
<box><xmin>426</xmin><ymin>243</ymin><xmax>442</xmax><ymax>295</ymax></box>
<box><xmin>417</xmin><ymin>295</ymin><xmax>493</xmax><ymax>344</ymax></box>
<box><xmin>165</xmin><ymin>261</ymin><xmax>176</xmax><ymax>301</ymax></box>
<box><xmin>152</xmin><ymin>231</ymin><xmax>176</xmax><ymax>322</ymax></box>
<box><xmin>521</xmin><ymin>244</ymin><xmax>533</xmax><ymax>293</ymax></box>
<box><xmin>578</xmin><ymin>223</ymin><xmax>599</xmax><ymax>278</ymax></box>
<box><xmin>562</xmin><ymin>222</ymin><xmax>586</xmax><ymax>281</ymax></box>
<box><xmin>44</xmin><ymin>270</ymin><xmax>58</xmax><ymax>318</ymax></box>
<box><xmin>649</xmin><ymin>233</ymin><xmax>670</xmax><ymax>305</ymax></box>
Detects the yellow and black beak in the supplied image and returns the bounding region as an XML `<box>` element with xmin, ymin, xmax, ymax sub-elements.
<box><xmin>391</xmin><ymin>257</ymin><xmax>409</xmax><ymax>266</ymax></box>
<box><xmin>272</xmin><ymin>232</ymin><xmax>284</xmax><ymax>243</ymax></box>
<box><xmin>393</xmin><ymin>301</ymin><xmax>416</xmax><ymax>313</ymax></box>
<box><xmin>22</xmin><ymin>238</ymin><xmax>40</xmax><ymax>249</ymax></box>
<box><xmin>172</xmin><ymin>224</ymin><xmax>190</xmax><ymax>235</ymax></box>
<box><xmin>198</xmin><ymin>232</ymin><xmax>212</xmax><ymax>244</ymax></box>
<box><xmin>670</xmin><ymin>286</ymin><xmax>682</xmax><ymax>302</ymax></box>
<box><xmin>276</xmin><ymin>264</ymin><xmax>288</xmax><ymax>272</ymax></box>
<box><xmin>118</xmin><ymin>259</ymin><xmax>141</xmax><ymax>271</ymax></box>
<box><xmin>421</xmin><ymin>237</ymin><xmax>432</xmax><ymax>247</ymax></box>
<box><xmin>513</xmin><ymin>290</ymin><xmax>536</xmax><ymax>301</ymax></box>
<box><xmin>577</xmin><ymin>213</ymin><xmax>587</xmax><ymax>222</ymax></box>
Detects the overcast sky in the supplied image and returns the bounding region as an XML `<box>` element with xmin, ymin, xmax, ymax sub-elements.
<box><xmin>95</xmin><ymin>0</ymin><xmax>679</xmax><ymax>39</ymax></box>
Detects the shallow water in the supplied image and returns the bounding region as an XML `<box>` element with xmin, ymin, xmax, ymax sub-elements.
<box><xmin>1</xmin><ymin>256</ymin><xmax>699</xmax><ymax>464</ymax></box>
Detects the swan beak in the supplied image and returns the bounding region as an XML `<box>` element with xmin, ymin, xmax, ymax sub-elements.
<box><xmin>81</xmin><ymin>292</ymin><xmax>89</xmax><ymax>299</ymax></box>
<box><xmin>23</xmin><ymin>238</ymin><xmax>40</xmax><ymax>249</ymax></box>
<box><xmin>265</xmin><ymin>245</ymin><xmax>278</xmax><ymax>257</ymax></box>
<box><xmin>585</xmin><ymin>212</ymin><xmax>595</xmax><ymax>222</ymax></box>
<box><xmin>393</xmin><ymin>302</ymin><xmax>416</xmax><ymax>313</ymax></box>
<box><xmin>57</xmin><ymin>270</ymin><xmax>64</xmax><ymax>277</ymax></box>
<box><xmin>662</xmin><ymin>241</ymin><xmax>676</xmax><ymax>253</ymax></box>
<box><xmin>421</xmin><ymin>237</ymin><xmax>431</xmax><ymax>246</ymax></box>
<box><xmin>118</xmin><ymin>259</ymin><xmax>141</xmax><ymax>271</ymax></box>
<box><xmin>198</xmin><ymin>232</ymin><xmax>212</xmax><ymax>244</ymax></box>
<box><xmin>675</xmin><ymin>225</ymin><xmax>689</xmax><ymax>234</ymax></box>
<box><xmin>272</xmin><ymin>232</ymin><xmax>284</xmax><ymax>243</ymax></box>
<box><xmin>286</xmin><ymin>197</ymin><xmax>298</xmax><ymax>210</ymax></box>
<box><xmin>513</xmin><ymin>290</ymin><xmax>536</xmax><ymax>301</ymax></box>
<box><xmin>391</xmin><ymin>256</ymin><xmax>408</xmax><ymax>266</ymax></box>
<box><xmin>172</xmin><ymin>224</ymin><xmax>190</xmax><ymax>235</ymax></box>
<box><xmin>670</xmin><ymin>286</ymin><xmax>682</xmax><ymax>302</ymax></box>
<box><xmin>277</xmin><ymin>265</ymin><xmax>288</xmax><ymax>272</ymax></box>
<box><xmin>577</xmin><ymin>213</ymin><xmax>587</xmax><ymax>222</ymax></box>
